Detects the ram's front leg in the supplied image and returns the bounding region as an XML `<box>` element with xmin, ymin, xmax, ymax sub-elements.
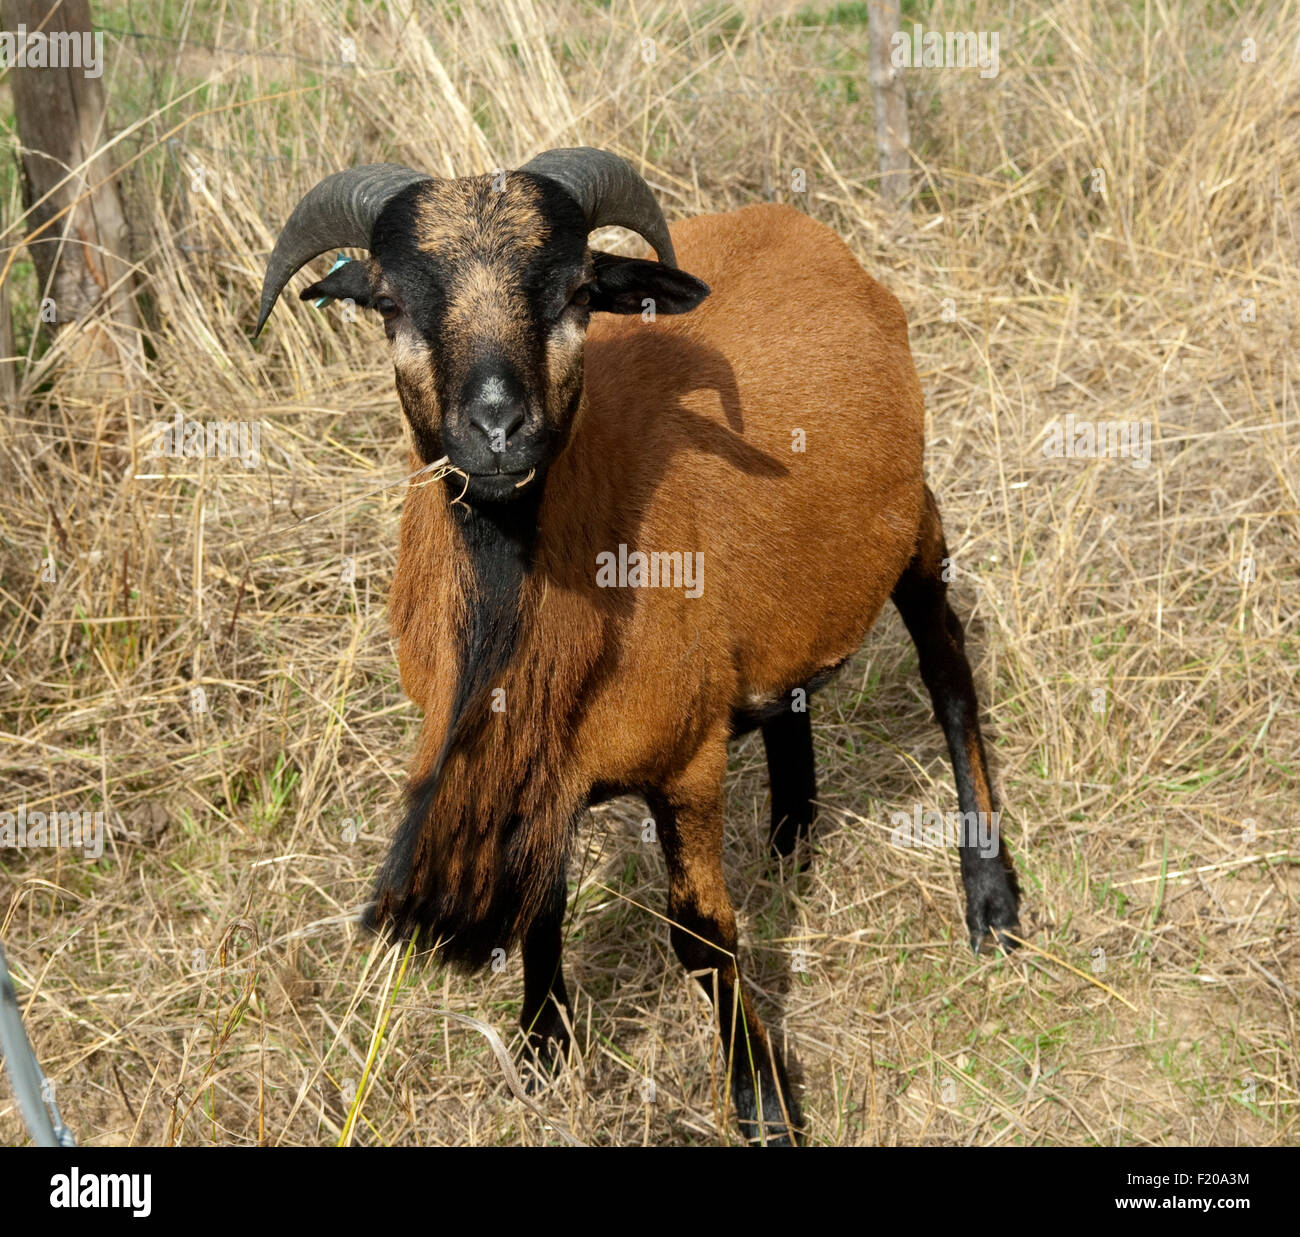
<box><xmin>649</xmin><ymin>734</ymin><xmax>803</xmax><ymax>1146</ymax></box>
<box><xmin>518</xmin><ymin>869</ymin><xmax>573</xmax><ymax>1078</ymax></box>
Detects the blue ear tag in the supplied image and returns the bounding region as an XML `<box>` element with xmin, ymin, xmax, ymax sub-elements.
<box><xmin>313</xmin><ymin>252</ymin><xmax>354</xmax><ymax>308</ymax></box>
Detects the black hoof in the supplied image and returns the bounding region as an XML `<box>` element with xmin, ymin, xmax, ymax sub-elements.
<box><xmin>734</xmin><ymin>1073</ymin><xmax>804</xmax><ymax>1146</ymax></box>
<box><xmin>769</xmin><ymin>811</ymin><xmax>814</xmax><ymax>868</ymax></box>
<box><xmin>965</xmin><ymin>866</ymin><xmax>1021</xmax><ymax>954</ymax></box>
<box><xmin>518</xmin><ymin>1032</ymin><xmax>570</xmax><ymax>1094</ymax></box>
<box><xmin>518</xmin><ymin>1005</ymin><xmax>572</xmax><ymax>1094</ymax></box>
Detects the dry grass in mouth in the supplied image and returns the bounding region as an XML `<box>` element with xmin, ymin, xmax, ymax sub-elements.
<box><xmin>0</xmin><ymin>0</ymin><xmax>1296</xmax><ymax>1146</ymax></box>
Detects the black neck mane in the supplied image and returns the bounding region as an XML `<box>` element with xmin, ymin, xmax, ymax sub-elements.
<box><xmin>445</xmin><ymin>482</ymin><xmax>543</xmax><ymax>745</ymax></box>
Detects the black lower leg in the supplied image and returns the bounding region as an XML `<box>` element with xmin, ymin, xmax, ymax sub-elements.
<box><xmin>651</xmin><ymin>753</ymin><xmax>804</xmax><ymax>1145</ymax></box>
<box><xmin>519</xmin><ymin>872</ymin><xmax>572</xmax><ymax>1066</ymax></box>
<box><xmin>666</xmin><ymin>903</ymin><xmax>802</xmax><ymax>1146</ymax></box>
<box><xmin>892</xmin><ymin>496</ymin><xmax>1020</xmax><ymax>952</ymax></box>
<box><xmin>761</xmin><ymin>704</ymin><xmax>816</xmax><ymax>858</ymax></box>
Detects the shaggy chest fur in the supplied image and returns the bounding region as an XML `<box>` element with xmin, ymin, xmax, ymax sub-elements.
<box><xmin>369</xmin><ymin>466</ymin><xmax>604</xmax><ymax>967</ymax></box>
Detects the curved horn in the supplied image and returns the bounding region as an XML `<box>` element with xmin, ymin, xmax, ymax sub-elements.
<box><xmin>520</xmin><ymin>147</ymin><xmax>677</xmax><ymax>268</ymax></box>
<box><xmin>254</xmin><ymin>163</ymin><xmax>431</xmax><ymax>335</ymax></box>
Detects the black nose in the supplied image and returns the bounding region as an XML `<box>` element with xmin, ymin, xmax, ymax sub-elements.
<box><xmin>464</xmin><ymin>370</ymin><xmax>526</xmax><ymax>450</ymax></box>
<box><xmin>468</xmin><ymin>400</ymin><xmax>525</xmax><ymax>446</ymax></box>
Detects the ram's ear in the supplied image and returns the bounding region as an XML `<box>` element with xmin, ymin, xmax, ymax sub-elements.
<box><xmin>588</xmin><ymin>250</ymin><xmax>710</xmax><ymax>316</ymax></box>
<box><xmin>298</xmin><ymin>257</ymin><xmax>379</xmax><ymax>308</ymax></box>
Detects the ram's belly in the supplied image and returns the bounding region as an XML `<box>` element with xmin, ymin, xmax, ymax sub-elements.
<box><xmin>721</xmin><ymin>495</ymin><xmax>921</xmax><ymax>714</ymax></box>
<box><xmin>641</xmin><ymin>374</ymin><xmax>924</xmax><ymax>712</ymax></box>
<box><xmin>568</xmin><ymin>464</ymin><xmax>920</xmax><ymax>792</ymax></box>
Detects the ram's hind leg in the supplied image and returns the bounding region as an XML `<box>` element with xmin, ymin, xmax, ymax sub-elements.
<box><xmin>892</xmin><ymin>487</ymin><xmax>1020</xmax><ymax>953</ymax></box>
<box><xmin>519</xmin><ymin>870</ymin><xmax>573</xmax><ymax>1076</ymax></box>
<box><xmin>761</xmin><ymin>704</ymin><xmax>816</xmax><ymax>859</ymax></box>
<box><xmin>649</xmin><ymin>732</ymin><xmax>803</xmax><ymax>1146</ymax></box>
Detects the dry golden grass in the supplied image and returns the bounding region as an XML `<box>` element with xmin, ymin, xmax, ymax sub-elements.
<box><xmin>0</xmin><ymin>0</ymin><xmax>1296</xmax><ymax>1146</ymax></box>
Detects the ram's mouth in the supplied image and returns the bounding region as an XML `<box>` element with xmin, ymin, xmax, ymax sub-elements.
<box><xmin>468</xmin><ymin>465</ymin><xmax>535</xmax><ymax>483</ymax></box>
<box><xmin>458</xmin><ymin>466</ymin><xmax>540</xmax><ymax>503</ymax></box>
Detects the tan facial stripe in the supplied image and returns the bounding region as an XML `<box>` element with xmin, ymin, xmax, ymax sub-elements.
<box><xmin>412</xmin><ymin>176</ymin><xmax>548</xmax><ymax>259</ymax></box>
<box><xmin>408</xmin><ymin>177</ymin><xmax>550</xmax><ymax>379</ymax></box>
<box><xmin>392</xmin><ymin>331</ymin><xmax>438</xmax><ymax>403</ymax></box>
<box><xmin>445</xmin><ymin>261</ymin><xmax>527</xmax><ymax>336</ymax></box>
<box><xmin>544</xmin><ymin>317</ymin><xmax>584</xmax><ymax>424</ymax></box>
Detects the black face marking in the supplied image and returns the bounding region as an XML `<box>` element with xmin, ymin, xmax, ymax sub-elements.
<box><xmin>362</xmin><ymin>175</ymin><xmax>591</xmax><ymax>501</ymax></box>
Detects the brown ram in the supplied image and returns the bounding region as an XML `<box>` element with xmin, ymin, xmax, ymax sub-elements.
<box><xmin>256</xmin><ymin>147</ymin><xmax>1021</xmax><ymax>1145</ymax></box>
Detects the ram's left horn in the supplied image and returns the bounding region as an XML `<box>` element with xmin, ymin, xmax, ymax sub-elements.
<box><xmin>255</xmin><ymin>163</ymin><xmax>430</xmax><ymax>335</ymax></box>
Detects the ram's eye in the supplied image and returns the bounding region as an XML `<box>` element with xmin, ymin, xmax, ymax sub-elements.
<box><xmin>375</xmin><ymin>296</ymin><xmax>401</xmax><ymax>322</ymax></box>
<box><xmin>568</xmin><ymin>286</ymin><xmax>591</xmax><ymax>309</ymax></box>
